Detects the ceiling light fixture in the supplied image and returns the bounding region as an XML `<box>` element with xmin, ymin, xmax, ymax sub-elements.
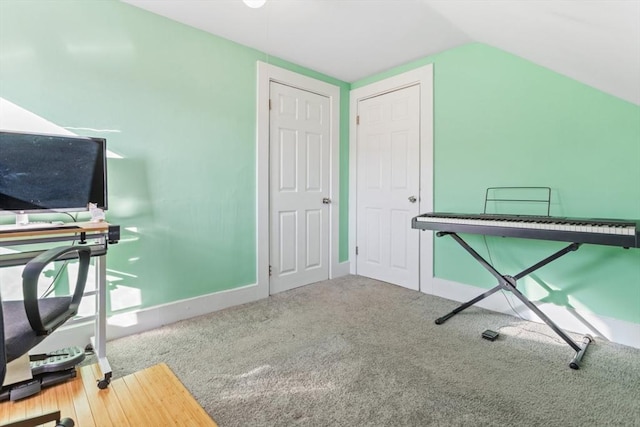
<box><xmin>243</xmin><ymin>0</ymin><xmax>266</xmax><ymax>8</ymax></box>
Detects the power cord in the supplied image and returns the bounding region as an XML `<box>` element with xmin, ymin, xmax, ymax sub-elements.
<box><xmin>62</xmin><ymin>212</ymin><xmax>79</xmax><ymax>222</ymax></box>
<box><xmin>40</xmin><ymin>258</ymin><xmax>71</xmax><ymax>298</ymax></box>
<box><xmin>40</xmin><ymin>213</ymin><xmax>79</xmax><ymax>298</ymax></box>
<box><xmin>481</xmin><ymin>235</ymin><xmax>565</xmax><ymax>344</ymax></box>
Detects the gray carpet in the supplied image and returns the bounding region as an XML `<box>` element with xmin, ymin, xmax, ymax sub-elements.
<box><xmin>103</xmin><ymin>275</ymin><xmax>640</xmax><ymax>426</ymax></box>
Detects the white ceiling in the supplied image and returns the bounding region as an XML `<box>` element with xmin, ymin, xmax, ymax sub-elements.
<box><xmin>123</xmin><ymin>0</ymin><xmax>640</xmax><ymax>105</ymax></box>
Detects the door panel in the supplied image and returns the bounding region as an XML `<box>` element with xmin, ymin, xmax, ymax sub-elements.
<box><xmin>306</xmin><ymin>209</ymin><xmax>322</xmax><ymax>267</ymax></box>
<box><xmin>390</xmin><ymin>209</ymin><xmax>409</xmax><ymax>269</ymax></box>
<box><xmin>306</xmin><ymin>134</ymin><xmax>322</xmax><ymax>190</ymax></box>
<box><xmin>270</xmin><ymin>82</ymin><xmax>330</xmax><ymax>294</ymax></box>
<box><xmin>279</xmin><ymin>211</ymin><xmax>297</xmax><ymax>275</ymax></box>
<box><xmin>365</xmin><ymin>208</ymin><xmax>382</xmax><ymax>264</ymax></box>
<box><xmin>280</xmin><ymin>130</ymin><xmax>297</xmax><ymax>191</ymax></box>
<box><xmin>356</xmin><ymin>85</ymin><xmax>420</xmax><ymax>290</ymax></box>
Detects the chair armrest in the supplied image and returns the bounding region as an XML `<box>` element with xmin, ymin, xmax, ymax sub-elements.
<box><xmin>21</xmin><ymin>246</ymin><xmax>91</xmax><ymax>335</ymax></box>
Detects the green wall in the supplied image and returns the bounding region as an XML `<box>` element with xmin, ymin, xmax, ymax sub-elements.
<box><xmin>354</xmin><ymin>44</ymin><xmax>640</xmax><ymax>324</ymax></box>
<box><xmin>2</xmin><ymin>1</ymin><xmax>638</xmax><ymax>327</ymax></box>
<box><xmin>0</xmin><ymin>0</ymin><xmax>350</xmax><ymax>310</ymax></box>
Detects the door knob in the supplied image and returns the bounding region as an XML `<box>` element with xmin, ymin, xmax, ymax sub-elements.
<box><xmin>322</xmin><ymin>197</ymin><xmax>332</xmax><ymax>204</ymax></box>
<box><xmin>408</xmin><ymin>196</ymin><xmax>417</xmax><ymax>203</ymax></box>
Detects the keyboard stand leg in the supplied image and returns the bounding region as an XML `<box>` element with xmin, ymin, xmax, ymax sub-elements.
<box><xmin>435</xmin><ymin>232</ymin><xmax>592</xmax><ymax>369</ymax></box>
<box><xmin>435</xmin><ymin>285</ymin><xmax>502</xmax><ymax>325</ymax></box>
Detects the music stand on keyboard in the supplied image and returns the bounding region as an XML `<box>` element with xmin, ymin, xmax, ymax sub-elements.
<box><xmin>433</xmin><ymin>187</ymin><xmax>593</xmax><ymax>369</ymax></box>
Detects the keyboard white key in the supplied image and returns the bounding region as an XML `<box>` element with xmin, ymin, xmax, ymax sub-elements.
<box><xmin>413</xmin><ymin>213</ymin><xmax>638</xmax><ymax>247</ymax></box>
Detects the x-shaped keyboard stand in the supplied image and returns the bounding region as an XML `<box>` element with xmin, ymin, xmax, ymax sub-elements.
<box><xmin>435</xmin><ymin>231</ymin><xmax>593</xmax><ymax>369</ymax></box>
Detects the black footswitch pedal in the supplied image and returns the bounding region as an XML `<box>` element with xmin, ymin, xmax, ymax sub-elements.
<box><xmin>482</xmin><ymin>329</ymin><xmax>499</xmax><ymax>341</ymax></box>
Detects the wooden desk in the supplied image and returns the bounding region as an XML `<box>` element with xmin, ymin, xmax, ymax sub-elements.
<box><xmin>0</xmin><ymin>221</ymin><xmax>119</xmax><ymax>388</ymax></box>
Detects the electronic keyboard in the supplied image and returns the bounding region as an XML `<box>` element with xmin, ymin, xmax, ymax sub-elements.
<box><xmin>412</xmin><ymin>213</ymin><xmax>640</xmax><ymax>248</ymax></box>
<box><xmin>412</xmin><ymin>212</ymin><xmax>639</xmax><ymax>368</ymax></box>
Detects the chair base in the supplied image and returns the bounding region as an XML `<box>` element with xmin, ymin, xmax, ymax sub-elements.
<box><xmin>0</xmin><ymin>367</ymin><xmax>79</xmax><ymax>402</ymax></box>
<box><xmin>1</xmin><ymin>346</ymin><xmax>86</xmax><ymax>402</ymax></box>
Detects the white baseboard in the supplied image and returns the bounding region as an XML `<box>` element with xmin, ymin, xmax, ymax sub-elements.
<box><xmin>423</xmin><ymin>277</ymin><xmax>640</xmax><ymax>349</ymax></box>
<box><xmin>332</xmin><ymin>261</ymin><xmax>351</xmax><ymax>278</ymax></box>
<box><xmin>33</xmin><ymin>282</ymin><xmax>263</xmax><ymax>354</ymax></box>
<box><xmin>33</xmin><ymin>262</ymin><xmax>353</xmax><ymax>354</ymax></box>
<box><xmin>34</xmin><ymin>274</ymin><xmax>639</xmax><ymax>354</ymax></box>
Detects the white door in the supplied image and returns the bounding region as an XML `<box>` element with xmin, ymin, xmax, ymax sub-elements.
<box><xmin>356</xmin><ymin>85</ymin><xmax>420</xmax><ymax>290</ymax></box>
<box><xmin>270</xmin><ymin>82</ymin><xmax>330</xmax><ymax>294</ymax></box>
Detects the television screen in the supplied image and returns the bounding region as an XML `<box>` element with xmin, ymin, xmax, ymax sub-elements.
<box><xmin>0</xmin><ymin>131</ymin><xmax>107</xmax><ymax>214</ymax></box>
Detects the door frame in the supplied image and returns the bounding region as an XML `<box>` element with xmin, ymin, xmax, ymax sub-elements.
<box><xmin>349</xmin><ymin>64</ymin><xmax>434</xmax><ymax>292</ymax></box>
<box><xmin>256</xmin><ymin>61</ymin><xmax>341</xmax><ymax>298</ymax></box>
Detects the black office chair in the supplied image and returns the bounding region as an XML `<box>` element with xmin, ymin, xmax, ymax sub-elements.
<box><xmin>1</xmin><ymin>245</ymin><xmax>91</xmax><ymax>427</ymax></box>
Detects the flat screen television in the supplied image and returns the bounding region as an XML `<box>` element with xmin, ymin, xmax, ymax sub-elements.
<box><xmin>0</xmin><ymin>130</ymin><xmax>107</xmax><ymax>217</ymax></box>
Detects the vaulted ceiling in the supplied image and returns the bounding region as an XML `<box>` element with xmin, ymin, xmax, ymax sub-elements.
<box><xmin>123</xmin><ymin>0</ymin><xmax>640</xmax><ymax>105</ymax></box>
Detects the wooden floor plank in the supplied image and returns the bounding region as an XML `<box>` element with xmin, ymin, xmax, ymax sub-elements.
<box><xmin>121</xmin><ymin>373</ymin><xmax>171</xmax><ymax>426</ymax></box>
<box><xmin>87</xmin><ymin>364</ymin><xmax>130</xmax><ymax>427</ymax></box>
<box><xmin>38</xmin><ymin>387</ymin><xmax>60</xmax><ymax>427</ymax></box>
<box><xmin>23</xmin><ymin>391</ymin><xmax>42</xmax><ymax>421</ymax></box>
<box><xmin>6</xmin><ymin>395</ymin><xmax>27</xmax><ymax>422</ymax></box>
<box><xmin>67</xmin><ymin>367</ymin><xmax>95</xmax><ymax>427</ymax></box>
<box><xmin>108</xmin><ymin>377</ymin><xmax>152</xmax><ymax>427</ymax></box>
<box><xmin>1</xmin><ymin>363</ymin><xmax>218</xmax><ymax>426</ymax></box>
<box><xmin>0</xmin><ymin>397</ymin><xmax>8</xmax><ymax>424</ymax></box>
<box><xmin>120</xmin><ymin>374</ymin><xmax>164</xmax><ymax>425</ymax></box>
<box><xmin>79</xmin><ymin>364</ymin><xmax>118</xmax><ymax>427</ymax></box>
<box><xmin>145</xmin><ymin>364</ymin><xmax>217</xmax><ymax>426</ymax></box>
<box><xmin>53</xmin><ymin>376</ymin><xmax>78</xmax><ymax>424</ymax></box>
<box><xmin>39</xmin><ymin>386</ymin><xmax>57</xmax><ymax>415</ymax></box>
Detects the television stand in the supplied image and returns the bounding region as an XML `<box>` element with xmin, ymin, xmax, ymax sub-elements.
<box><xmin>0</xmin><ymin>222</ymin><xmax>119</xmax><ymax>389</ymax></box>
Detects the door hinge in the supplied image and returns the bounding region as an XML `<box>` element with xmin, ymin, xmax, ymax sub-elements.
<box><xmin>269</xmin><ymin>99</ymin><xmax>272</xmax><ymax>110</ymax></box>
<box><xmin>356</xmin><ymin>115</ymin><xmax>360</xmax><ymax>125</ymax></box>
<box><xmin>269</xmin><ymin>265</ymin><xmax>272</xmax><ymax>276</ymax></box>
<box><xmin>355</xmin><ymin>246</ymin><xmax>359</xmax><ymax>256</ymax></box>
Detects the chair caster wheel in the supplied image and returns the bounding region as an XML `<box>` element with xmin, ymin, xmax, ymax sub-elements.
<box><xmin>57</xmin><ymin>417</ymin><xmax>75</xmax><ymax>427</ymax></box>
<box><xmin>97</xmin><ymin>378</ymin><xmax>110</xmax><ymax>389</ymax></box>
